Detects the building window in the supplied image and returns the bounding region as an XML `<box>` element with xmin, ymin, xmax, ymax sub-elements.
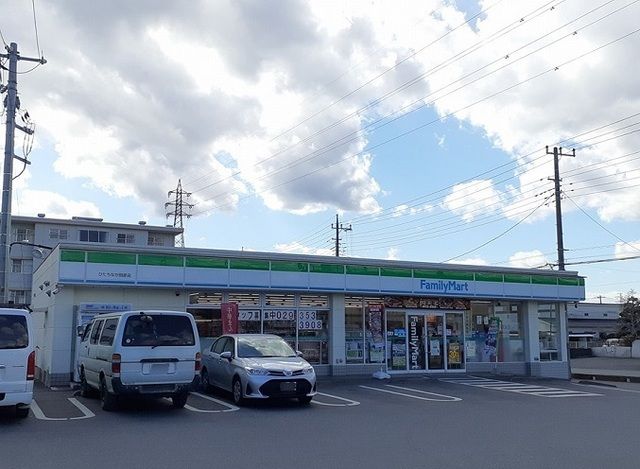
<box><xmin>8</xmin><ymin>290</ymin><xmax>30</xmax><ymax>304</ymax></box>
<box><xmin>49</xmin><ymin>229</ymin><xmax>69</xmax><ymax>240</ymax></box>
<box><xmin>79</xmin><ymin>230</ymin><xmax>107</xmax><ymax>243</ymax></box>
<box><xmin>11</xmin><ymin>259</ymin><xmax>32</xmax><ymax>273</ymax></box>
<box><xmin>465</xmin><ymin>302</ymin><xmax>525</xmax><ymax>363</ymax></box>
<box><xmin>116</xmin><ymin>233</ymin><xmax>135</xmax><ymax>244</ymax></box>
<box><xmin>538</xmin><ymin>303</ymin><xmax>560</xmax><ymax>361</ymax></box>
<box><xmin>148</xmin><ymin>234</ymin><xmax>164</xmax><ymax>246</ymax></box>
<box><xmin>345</xmin><ymin>297</ymin><xmax>364</xmax><ymax>364</ymax></box>
<box><xmin>12</xmin><ymin>227</ymin><xmax>33</xmax><ymax>243</ymax></box>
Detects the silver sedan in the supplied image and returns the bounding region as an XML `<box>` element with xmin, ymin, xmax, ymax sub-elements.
<box><xmin>200</xmin><ymin>334</ymin><xmax>317</xmax><ymax>405</ymax></box>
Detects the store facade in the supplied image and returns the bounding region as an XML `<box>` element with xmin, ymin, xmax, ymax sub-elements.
<box><xmin>31</xmin><ymin>244</ymin><xmax>584</xmax><ymax>386</ymax></box>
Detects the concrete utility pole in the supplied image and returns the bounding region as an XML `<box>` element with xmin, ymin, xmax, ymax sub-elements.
<box><xmin>165</xmin><ymin>179</ymin><xmax>193</xmax><ymax>247</ymax></box>
<box><xmin>331</xmin><ymin>213</ymin><xmax>352</xmax><ymax>257</ymax></box>
<box><xmin>0</xmin><ymin>42</ymin><xmax>46</xmax><ymax>302</ymax></box>
<box><xmin>546</xmin><ymin>146</ymin><xmax>575</xmax><ymax>271</ymax></box>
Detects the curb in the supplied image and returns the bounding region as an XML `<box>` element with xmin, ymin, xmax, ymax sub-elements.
<box><xmin>571</xmin><ymin>373</ymin><xmax>640</xmax><ymax>384</ymax></box>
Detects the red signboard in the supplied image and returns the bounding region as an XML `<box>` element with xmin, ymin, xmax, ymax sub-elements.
<box><xmin>221</xmin><ymin>302</ymin><xmax>239</xmax><ymax>334</ymax></box>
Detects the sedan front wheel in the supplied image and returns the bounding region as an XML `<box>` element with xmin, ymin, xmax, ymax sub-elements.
<box><xmin>232</xmin><ymin>378</ymin><xmax>244</xmax><ymax>406</ymax></box>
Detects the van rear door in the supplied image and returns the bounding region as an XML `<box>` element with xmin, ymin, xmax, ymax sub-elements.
<box><xmin>118</xmin><ymin>313</ymin><xmax>198</xmax><ymax>385</ymax></box>
<box><xmin>0</xmin><ymin>313</ymin><xmax>31</xmax><ymax>393</ymax></box>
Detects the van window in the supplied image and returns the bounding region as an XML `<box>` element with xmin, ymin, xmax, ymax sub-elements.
<box><xmin>81</xmin><ymin>322</ymin><xmax>92</xmax><ymax>342</ymax></box>
<box><xmin>0</xmin><ymin>314</ymin><xmax>28</xmax><ymax>349</ymax></box>
<box><xmin>90</xmin><ymin>320</ymin><xmax>104</xmax><ymax>345</ymax></box>
<box><xmin>99</xmin><ymin>319</ymin><xmax>118</xmax><ymax>346</ymax></box>
<box><xmin>122</xmin><ymin>314</ymin><xmax>195</xmax><ymax>347</ymax></box>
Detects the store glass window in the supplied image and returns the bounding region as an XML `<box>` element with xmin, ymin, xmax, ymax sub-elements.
<box><xmin>228</xmin><ymin>292</ymin><xmax>261</xmax><ymax>306</ymax></box>
<box><xmin>465</xmin><ymin>301</ymin><xmax>524</xmax><ymax>363</ymax></box>
<box><xmin>298</xmin><ymin>310</ymin><xmax>329</xmax><ymax>365</ymax></box>
<box><xmin>345</xmin><ymin>297</ymin><xmax>364</xmax><ymax>364</ymax></box>
<box><xmin>386</xmin><ymin>311</ymin><xmax>406</xmax><ymax>371</ymax></box>
<box><xmin>494</xmin><ymin>303</ymin><xmax>524</xmax><ymax>362</ymax></box>
<box><xmin>264</xmin><ymin>293</ymin><xmax>295</xmax><ymax>307</ymax></box>
<box><xmin>238</xmin><ymin>309</ymin><xmax>261</xmax><ymax>334</ymax></box>
<box><xmin>263</xmin><ymin>309</ymin><xmax>296</xmax><ymax>350</ymax></box>
<box><xmin>538</xmin><ymin>303</ymin><xmax>560</xmax><ymax>361</ymax></box>
<box><xmin>188</xmin><ymin>309</ymin><xmax>221</xmax><ymax>339</ymax></box>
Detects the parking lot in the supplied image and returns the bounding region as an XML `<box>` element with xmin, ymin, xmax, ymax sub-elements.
<box><xmin>2</xmin><ymin>375</ymin><xmax>640</xmax><ymax>469</ymax></box>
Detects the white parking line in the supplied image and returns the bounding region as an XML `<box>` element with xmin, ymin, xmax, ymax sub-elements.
<box><xmin>170</xmin><ymin>392</ymin><xmax>239</xmax><ymax>413</ymax></box>
<box><xmin>439</xmin><ymin>376</ymin><xmax>603</xmax><ymax>398</ymax></box>
<box><xmin>31</xmin><ymin>398</ymin><xmax>95</xmax><ymax>421</ymax></box>
<box><xmin>67</xmin><ymin>398</ymin><xmax>96</xmax><ymax>419</ymax></box>
<box><xmin>573</xmin><ymin>382</ymin><xmax>640</xmax><ymax>394</ymax></box>
<box><xmin>312</xmin><ymin>392</ymin><xmax>360</xmax><ymax>407</ymax></box>
<box><xmin>385</xmin><ymin>385</ymin><xmax>462</xmax><ymax>401</ymax></box>
<box><xmin>359</xmin><ymin>385</ymin><xmax>462</xmax><ymax>402</ymax></box>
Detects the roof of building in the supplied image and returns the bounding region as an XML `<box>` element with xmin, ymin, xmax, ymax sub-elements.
<box><xmin>12</xmin><ymin>215</ymin><xmax>182</xmax><ymax>234</ymax></box>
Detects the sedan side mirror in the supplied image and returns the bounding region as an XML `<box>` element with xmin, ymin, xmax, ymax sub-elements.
<box><xmin>220</xmin><ymin>351</ymin><xmax>232</xmax><ymax>360</ymax></box>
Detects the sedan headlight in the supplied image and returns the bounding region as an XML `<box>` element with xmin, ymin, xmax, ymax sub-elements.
<box><xmin>245</xmin><ymin>367</ymin><xmax>270</xmax><ymax>376</ymax></box>
<box><xmin>303</xmin><ymin>366</ymin><xmax>315</xmax><ymax>375</ymax></box>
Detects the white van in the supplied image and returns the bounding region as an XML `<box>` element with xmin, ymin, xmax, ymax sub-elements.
<box><xmin>77</xmin><ymin>310</ymin><xmax>201</xmax><ymax>411</ymax></box>
<box><xmin>0</xmin><ymin>308</ymin><xmax>35</xmax><ymax>418</ymax></box>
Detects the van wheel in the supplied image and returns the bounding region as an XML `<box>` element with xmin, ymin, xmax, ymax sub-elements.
<box><xmin>172</xmin><ymin>392</ymin><xmax>189</xmax><ymax>409</ymax></box>
<box><xmin>232</xmin><ymin>378</ymin><xmax>244</xmax><ymax>406</ymax></box>
<box><xmin>15</xmin><ymin>406</ymin><xmax>29</xmax><ymax>418</ymax></box>
<box><xmin>80</xmin><ymin>369</ymin><xmax>92</xmax><ymax>398</ymax></box>
<box><xmin>200</xmin><ymin>368</ymin><xmax>211</xmax><ymax>393</ymax></box>
<box><xmin>100</xmin><ymin>378</ymin><xmax>118</xmax><ymax>412</ymax></box>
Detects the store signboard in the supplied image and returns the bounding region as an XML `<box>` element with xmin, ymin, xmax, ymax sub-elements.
<box><xmin>57</xmin><ymin>249</ymin><xmax>585</xmax><ymax>301</ymax></box>
<box><xmin>239</xmin><ymin>310</ymin><xmax>260</xmax><ymax>321</ymax></box>
<box><xmin>263</xmin><ymin>309</ymin><xmax>296</xmax><ymax>321</ymax></box>
<box><xmin>85</xmin><ymin>264</ymin><xmax>137</xmax><ymax>284</ymax></box>
<box><xmin>221</xmin><ymin>303</ymin><xmax>239</xmax><ymax>334</ymax></box>
<box><xmin>408</xmin><ymin>315</ymin><xmax>421</xmax><ymax>370</ymax></box>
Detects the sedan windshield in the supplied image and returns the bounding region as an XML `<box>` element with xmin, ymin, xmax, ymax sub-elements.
<box><xmin>237</xmin><ymin>337</ymin><xmax>296</xmax><ymax>358</ymax></box>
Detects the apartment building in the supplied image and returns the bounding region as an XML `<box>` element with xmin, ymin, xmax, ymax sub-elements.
<box><xmin>8</xmin><ymin>214</ymin><xmax>182</xmax><ymax>304</ymax></box>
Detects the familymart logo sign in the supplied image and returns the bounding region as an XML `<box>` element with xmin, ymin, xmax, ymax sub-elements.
<box><xmin>418</xmin><ymin>279</ymin><xmax>469</xmax><ymax>294</ymax></box>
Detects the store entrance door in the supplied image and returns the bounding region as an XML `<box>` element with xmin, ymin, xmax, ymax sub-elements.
<box><xmin>386</xmin><ymin>311</ymin><xmax>465</xmax><ymax>373</ymax></box>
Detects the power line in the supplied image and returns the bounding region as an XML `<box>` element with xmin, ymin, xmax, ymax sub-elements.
<box><xmin>31</xmin><ymin>0</ymin><xmax>42</xmax><ymax>58</ymax></box>
<box><xmin>185</xmin><ymin>0</ymin><xmax>632</xmax><ymax>199</ymax></box>
<box><xmin>191</xmin><ymin>26</ymin><xmax>640</xmax><ymax>216</ymax></box>
<box><xmin>269</xmin><ymin>0</ymin><xmax>507</xmax><ymax>143</ymax></box>
<box><xmin>442</xmin><ymin>193</ymin><xmax>554</xmax><ymax>263</ymax></box>
<box><xmin>563</xmin><ymin>193</ymin><xmax>640</xmax><ymax>253</ymax></box>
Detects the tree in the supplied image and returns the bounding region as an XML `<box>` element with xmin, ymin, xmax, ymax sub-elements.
<box><xmin>616</xmin><ymin>294</ymin><xmax>640</xmax><ymax>346</ymax></box>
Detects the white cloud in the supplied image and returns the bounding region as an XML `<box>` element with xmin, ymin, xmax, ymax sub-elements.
<box><xmin>386</xmin><ymin>247</ymin><xmax>399</xmax><ymax>260</ymax></box>
<box><xmin>443</xmin><ymin>179</ymin><xmax>501</xmax><ymax>222</ymax></box>
<box><xmin>2</xmin><ymin>0</ymin><xmax>639</xmax><ymax>227</ymax></box>
<box><xmin>508</xmin><ymin>250</ymin><xmax>549</xmax><ymax>269</ymax></box>
<box><xmin>13</xmin><ymin>190</ymin><xmax>101</xmax><ymax>219</ymax></box>
<box><xmin>614</xmin><ymin>240</ymin><xmax>640</xmax><ymax>259</ymax></box>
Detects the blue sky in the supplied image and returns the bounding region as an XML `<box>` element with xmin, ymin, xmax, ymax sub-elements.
<box><xmin>2</xmin><ymin>0</ymin><xmax>640</xmax><ymax>303</ymax></box>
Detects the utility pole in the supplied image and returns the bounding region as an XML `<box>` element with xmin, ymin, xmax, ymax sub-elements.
<box><xmin>546</xmin><ymin>146</ymin><xmax>575</xmax><ymax>271</ymax></box>
<box><xmin>331</xmin><ymin>213</ymin><xmax>351</xmax><ymax>257</ymax></box>
<box><xmin>165</xmin><ymin>179</ymin><xmax>193</xmax><ymax>247</ymax></box>
<box><xmin>0</xmin><ymin>42</ymin><xmax>46</xmax><ymax>302</ymax></box>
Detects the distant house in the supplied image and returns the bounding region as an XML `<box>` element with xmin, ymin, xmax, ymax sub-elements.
<box><xmin>567</xmin><ymin>302</ymin><xmax>622</xmax><ymax>348</ymax></box>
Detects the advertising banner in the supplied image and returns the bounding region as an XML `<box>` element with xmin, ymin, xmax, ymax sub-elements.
<box><xmin>367</xmin><ymin>304</ymin><xmax>385</xmax><ymax>363</ymax></box>
<box><xmin>221</xmin><ymin>302</ymin><xmax>239</xmax><ymax>334</ymax></box>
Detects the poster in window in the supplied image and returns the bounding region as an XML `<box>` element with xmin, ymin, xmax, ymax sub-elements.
<box><xmin>221</xmin><ymin>302</ymin><xmax>238</xmax><ymax>334</ymax></box>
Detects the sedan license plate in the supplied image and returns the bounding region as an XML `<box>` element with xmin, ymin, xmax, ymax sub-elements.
<box><xmin>280</xmin><ymin>381</ymin><xmax>297</xmax><ymax>392</ymax></box>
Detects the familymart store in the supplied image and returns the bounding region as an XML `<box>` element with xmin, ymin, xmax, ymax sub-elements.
<box><xmin>31</xmin><ymin>244</ymin><xmax>584</xmax><ymax>386</ymax></box>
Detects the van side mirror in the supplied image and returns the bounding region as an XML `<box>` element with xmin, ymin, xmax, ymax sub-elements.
<box><xmin>296</xmin><ymin>350</ymin><xmax>304</xmax><ymax>357</ymax></box>
<box><xmin>220</xmin><ymin>351</ymin><xmax>232</xmax><ymax>360</ymax></box>
<box><xmin>76</xmin><ymin>325</ymin><xmax>85</xmax><ymax>337</ymax></box>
